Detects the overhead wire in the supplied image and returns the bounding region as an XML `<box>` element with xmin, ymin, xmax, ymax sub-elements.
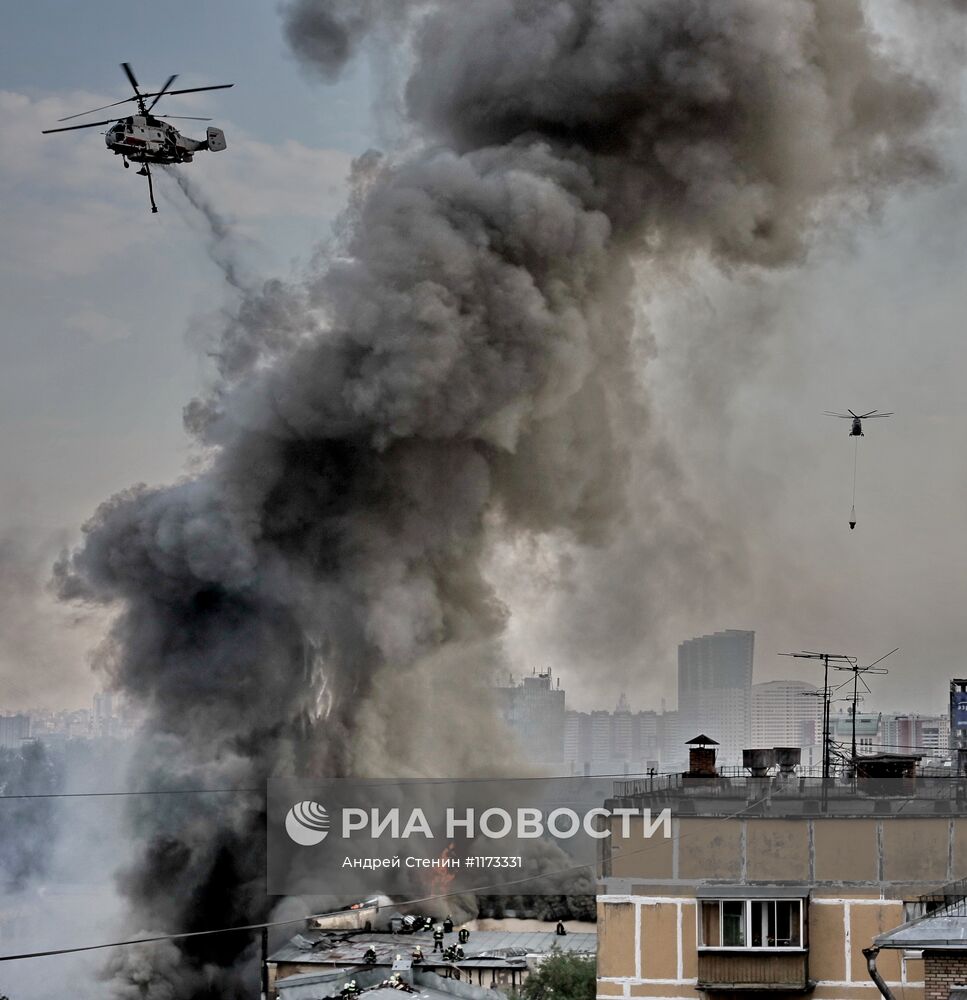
<box><xmin>0</xmin><ymin>794</ymin><xmax>768</xmax><ymax>964</ymax></box>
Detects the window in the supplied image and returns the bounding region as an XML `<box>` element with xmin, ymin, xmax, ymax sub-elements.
<box><xmin>699</xmin><ymin>898</ymin><xmax>804</xmax><ymax>950</ymax></box>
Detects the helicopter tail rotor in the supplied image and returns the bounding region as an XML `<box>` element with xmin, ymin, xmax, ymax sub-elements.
<box><xmin>205</xmin><ymin>127</ymin><xmax>227</xmax><ymax>152</ymax></box>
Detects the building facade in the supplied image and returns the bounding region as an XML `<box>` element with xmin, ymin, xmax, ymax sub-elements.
<box><xmin>752</xmin><ymin>680</ymin><xmax>822</xmax><ymax>753</ymax></box>
<box><xmin>0</xmin><ymin>713</ymin><xmax>29</xmax><ymax>749</ymax></box>
<box><xmin>564</xmin><ymin>699</ymin><xmax>667</xmax><ymax>776</ymax></box>
<box><xmin>597</xmin><ymin>766</ymin><xmax>967</xmax><ymax>999</ymax></box>
<box><xmin>498</xmin><ymin>670</ymin><xmax>565</xmax><ymax>770</ymax></box>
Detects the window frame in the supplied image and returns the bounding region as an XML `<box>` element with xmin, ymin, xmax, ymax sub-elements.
<box><xmin>697</xmin><ymin>897</ymin><xmax>806</xmax><ymax>952</ymax></box>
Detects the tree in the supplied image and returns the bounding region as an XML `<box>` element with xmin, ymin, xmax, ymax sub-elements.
<box><xmin>521</xmin><ymin>950</ymin><xmax>596</xmax><ymax>1000</ymax></box>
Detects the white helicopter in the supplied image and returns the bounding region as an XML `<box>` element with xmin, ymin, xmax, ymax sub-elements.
<box><xmin>42</xmin><ymin>63</ymin><xmax>233</xmax><ymax>214</ymax></box>
<box><xmin>823</xmin><ymin>408</ymin><xmax>893</xmax><ymax>437</ymax></box>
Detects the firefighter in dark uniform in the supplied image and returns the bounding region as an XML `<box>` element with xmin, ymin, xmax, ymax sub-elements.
<box><xmin>432</xmin><ymin>924</ymin><xmax>445</xmax><ymax>952</ymax></box>
<box><xmin>458</xmin><ymin>927</ymin><xmax>470</xmax><ymax>944</ymax></box>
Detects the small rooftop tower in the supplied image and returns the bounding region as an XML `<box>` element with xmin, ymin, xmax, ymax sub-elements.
<box><xmin>686</xmin><ymin>734</ymin><xmax>719</xmax><ymax>775</ymax></box>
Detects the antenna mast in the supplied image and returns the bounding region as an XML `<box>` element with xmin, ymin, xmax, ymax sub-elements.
<box><xmin>780</xmin><ymin>651</ymin><xmax>857</xmax><ymax>792</ymax></box>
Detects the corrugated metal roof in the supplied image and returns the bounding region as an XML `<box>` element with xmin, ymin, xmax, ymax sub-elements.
<box><xmin>278</xmin><ymin>979</ymin><xmax>473</xmax><ymax>1000</ymax></box>
<box><xmin>277</xmin><ymin>970</ymin><xmax>507</xmax><ymax>1000</ymax></box>
<box><xmin>876</xmin><ymin>912</ymin><xmax>967</xmax><ymax>950</ymax></box>
<box><xmin>270</xmin><ymin>929</ymin><xmax>596</xmax><ymax>966</ymax></box>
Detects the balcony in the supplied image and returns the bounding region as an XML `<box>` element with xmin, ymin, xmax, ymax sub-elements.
<box><xmin>697</xmin><ymin>950</ymin><xmax>812</xmax><ymax>992</ymax></box>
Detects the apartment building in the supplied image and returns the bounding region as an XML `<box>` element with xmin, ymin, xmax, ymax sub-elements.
<box><xmin>596</xmin><ymin>752</ymin><xmax>967</xmax><ymax>999</ymax></box>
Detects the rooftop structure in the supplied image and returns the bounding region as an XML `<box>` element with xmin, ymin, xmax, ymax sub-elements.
<box><xmin>269</xmin><ymin>926</ymin><xmax>596</xmax><ymax>998</ymax></box>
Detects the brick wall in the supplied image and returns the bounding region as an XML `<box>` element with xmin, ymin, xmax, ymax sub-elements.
<box><xmin>924</xmin><ymin>951</ymin><xmax>967</xmax><ymax>1000</ymax></box>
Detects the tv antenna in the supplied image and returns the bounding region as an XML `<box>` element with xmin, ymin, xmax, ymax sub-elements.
<box><xmin>779</xmin><ymin>651</ymin><xmax>857</xmax><ymax>786</ymax></box>
<box><xmin>831</xmin><ymin>647</ymin><xmax>898</xmax><ymax>763</ymax></box>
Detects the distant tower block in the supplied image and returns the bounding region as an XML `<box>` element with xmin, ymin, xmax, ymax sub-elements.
<box><xmin>951</xmin><ymin>679</ymin><xmax>967</xmax><ymax>769</ymax></box>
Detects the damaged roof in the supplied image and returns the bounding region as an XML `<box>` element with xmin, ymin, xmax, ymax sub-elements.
<box><xmin>270</xmin><ymin>929</ymin><xmax>596</xmax><ymax>966</ymax></box>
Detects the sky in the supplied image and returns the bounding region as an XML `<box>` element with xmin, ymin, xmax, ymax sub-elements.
<box><xmin>0</xmin><ymin>0</ymin><xmax>373</xmax><ymax>709</ymax></box>
<box><xmin>2</xmin><ymin>1</ymin><xmax>967</xmax><ymax>718</ymax></box>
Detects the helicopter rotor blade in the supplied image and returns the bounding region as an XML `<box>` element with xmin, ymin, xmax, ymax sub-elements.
<box><xmin>121</xmin><ymin>62</ymin><xmax>142</xmax><ymax>96</ymax></box>
<box><xmin>42</xmin><ymin>119</ymin><xmax>120</xmax><ymax>134</ymax></box>
<box><xmin>138</xmin><ymin>83</ymin><xmax>234</xmax><ymax>100</ymax></box>
<box><xmin>146</xmin><ymin>74</ymin><xmax>179</xmax><ymax>113</ymax></box>
<box><xmin>860</xmin><ymin>412</ymin><xmax>893</xmax><ymax>418</ymax></box>
<box><xmin>823</xmin><ymin>412</ymin><xmax>852</xmax><ymax>418</ymax></box>
<box><xmin>156</xmin><ymin>115</ymin><xmax>212</xmax><ymax>121</ymax></box>
<box><xmin>57</xmin><ymin>97</ymin><xmax>138</xmax><ymax>122</ymax></box>
<box><xmin>56</xmin><ymin>78</ymin><xmax>232</xmax><ymax>123</ymax></box>
<box><xmin>848</xmin><ymin>409</ymin><xmax>858</xmax><ymax>418</ymax></box>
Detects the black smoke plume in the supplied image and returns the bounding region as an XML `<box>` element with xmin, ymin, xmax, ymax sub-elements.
<box><xmin>55</xmin><ymin>1</ymin><xmax>949</xmax><ymax>995</ymax></box>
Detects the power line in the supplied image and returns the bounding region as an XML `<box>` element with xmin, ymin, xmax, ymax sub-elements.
<box><xmin>0</xmin><ymin>771</ymin><xmax>687</xmax><ymax>802</ymax></box>
<box><xmin>0</xmin><ymin>796</ymin><xmax>766</xmax><ymax>964</ymax></box>
<box><xmin>0</xmin><ymin>786</ymin><xmax>262</xmax><ymax>802</ymax></box>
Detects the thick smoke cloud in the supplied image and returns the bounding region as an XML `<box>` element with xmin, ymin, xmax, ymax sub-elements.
<box><xmin>54</xmin><ymin>1</ymin><xmax>950</xmax><ymax>994</ymax></box>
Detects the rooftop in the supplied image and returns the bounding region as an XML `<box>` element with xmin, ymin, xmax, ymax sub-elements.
<box><xmin>270</xmin><ymin>929</ymin><xmax>597</xmax><ymax>968</ymax></box>
<box><xmin>876</xmin><ymin>879</ymin><xmax>967</xmax><ymax>950</ymax></box>
<box><xmin>609</xmin><ymin>770</ymin><xmax>967</xmax><ymax>817</ymax></box>
<box><xmin>275</xmin><ymin>967</ymin><xmax>505</xmax><ymax>1000</ymax></box>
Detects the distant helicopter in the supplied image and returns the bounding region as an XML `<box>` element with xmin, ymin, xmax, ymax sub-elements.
<box><xmin>824</xmin><ymin>408</ymin><xmax>893</xmax><ymax>529</ymax></box>
<box><xmin>823</xmin><ymin>409</ymin><xmax>893</xmax><ymax>437</ymax></box>
<box><xmin>41</xmin><ymin>63</ymin><xmax>233</xmax><ymax>214</ymax></box>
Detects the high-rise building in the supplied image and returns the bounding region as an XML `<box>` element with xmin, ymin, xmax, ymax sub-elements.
<box><xmin>93</xmin><ymin>691</ymin><xmax>116</xmax><ymax>738</ymax></box>
<box><xmin>498</xmin><ymin>669</ymin><xmax>565</xmax><ymax>769</ymax></box>
<box><xmin>658</xmin><ymin>710</ymin><xmax>684</xmax><ymax>771</ymax></box>
<box><xmin>879</xmin><ymin>712</ymin><xmax>950</xmax><ymax>758</ymax></box>
<box><xmin>751</xmin><ymin>680</ymin><xmax>822</xmax><ymax>750</ymax></box>
<box><xmin>0</xmin><ymin>714</ymin><xmax>30</xmax><ymax>749</ymax></box>
<box><xmin>563</xmin><ymin>699</ymin><xmax>664</xmax><ymax>776</ymax></box>
<box><xmin>678</xmin><ymin>629</ymin><xmax>754</xmax><ymax>768</ymax></box>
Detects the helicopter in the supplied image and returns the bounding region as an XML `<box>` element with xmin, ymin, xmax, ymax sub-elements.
<box><xmin>41</xmin><ymin>63</ymin><xmax>233</xmax><ymax>214</ymax></box>
<box><xmin>823</xmin><ymin>409</ymin><xmax>893</xmax><ymax>437</ymax></box>
<box><xmin>824</xmin><ymin>408</ymin><xmax>893</xmax><ymax>530</ymax></box>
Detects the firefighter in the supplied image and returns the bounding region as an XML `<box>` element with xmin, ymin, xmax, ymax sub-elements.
<box><xmin>411</xmin><ymin>945</ymin><xmax>424</xmax><ymax>963</ymax></box>
<box><xmin>363</xmin><ymin>947</ymin><xmax>377</xmax><ymax>965</ymax></box>
<box><xmin>556</xmin><ymin>920</ymin><xmax>567</xmax><ymax>936</ymax></box>
<box><xmin>443</xmin><ymin>915</ymin><xmax>454</xmax><ymax>934</ymax></box>
<box><xmin>458</xmin><ymin>927</ymin><xmax>470</xmax><ymax>944</ymax></box>
<box><xmin>432</xmin><ymin>924</ymin><xmax>445</xmax><ymax>952</ymax></box>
